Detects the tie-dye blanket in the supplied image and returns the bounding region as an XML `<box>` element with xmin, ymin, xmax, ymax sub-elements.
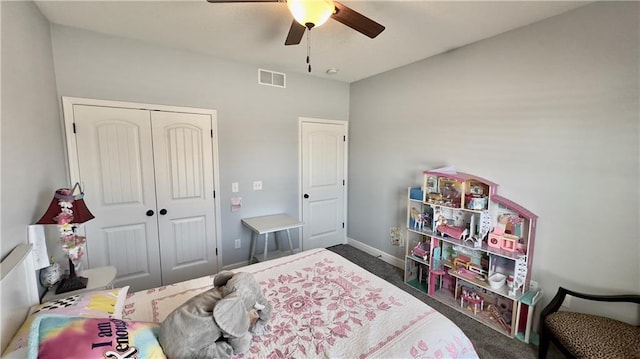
<box><xmin>27</xmin><ymin>315</ymin><xmax>166</xmax><ymax>359</ymax></box>
<box><xmin>124</xmin><ymin>248</ymin><xmax>479</xmax><ymax>358</ymax></box>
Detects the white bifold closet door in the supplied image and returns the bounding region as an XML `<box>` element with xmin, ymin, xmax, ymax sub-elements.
<box><xmin>73</xmin><ymin>104</ymin><xmax>218</xmax><ymax>291</ymax></box>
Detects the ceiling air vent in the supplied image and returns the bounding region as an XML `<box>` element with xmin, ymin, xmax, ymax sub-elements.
<box><xmin>258</xmin><ymin>68</ymin><xmax>286</xmax><ymax>88</ymax></box>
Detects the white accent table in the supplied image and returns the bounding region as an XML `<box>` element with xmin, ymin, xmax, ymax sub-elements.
<box><xmin>242</xmin><ymin>214</ymin><xmax>304</xmax><ymax>263</ymax></box>
<box><xmin>41</xmin><ymin>266</ymin><xmax>117</xmax><ymax>302</ymax></box>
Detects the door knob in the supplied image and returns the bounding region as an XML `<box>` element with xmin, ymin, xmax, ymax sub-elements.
<box><xmin>303</xmin><ymin>194</ymin><xmax>309</xmax><ymax>199</ymax></box>
<box><xmin>146</xmin><ymin>210</ymin><xmax>154</xmax><ymax>216</ymax></box>
<box><xmin>159</xmin><ymin>209</ymin><xmax>168</xmax><ymax>215</ymax></box>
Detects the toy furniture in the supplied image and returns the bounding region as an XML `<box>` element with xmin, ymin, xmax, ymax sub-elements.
<box><xmin>410</xmin><ymin>207</ymin><xmax>426</xmax><ymax>230</ymax></box>
<box><xmin>460</xmin><ymin>289</ymin><xmax>484</xmax><ymax>314</ymax></box>
<box><xmin>437</xmin><ymin>223</ymin><xmax>468</xmax><ymax>240</ymax></box>
<box><xmin>489</xmin><ymin>304</ymin><xmax>511</xmax><ymax>333</ymax></box>
<box><xmin>404</xmin><ymin>168</ymin><xmax>540</xmax><ymax>343</ymax></box>
<box><xmin>515</xmin><ymin>289</ymin><xmax>542</xmax><ymax>343</ymax></box>
<box><xmin>488</xmin><ymin>233</ymin><xmax>502</xmax><ymax>249</ymax></box>
<box><xmin>488</xmin><ymin>232</ymin><xmax>519</xmax><ymax>252</ymax></box>
<box><xmin>428</xmin><ymin>267</ymin><xmax>446</xmax><ymax>296</ymax></box>
<box><xmin>538</xmin><ymin>286</ymin><xmax>640</xmax><ymax>359</ymax></box>
<box><xmin>411</xmin><ymin>241</ymin><xmax>430</xmax><ymax>261</ymax></box>
<box><xmin>452</xmin><ymin>254</ymin><xmax>472</xmax><ymax>270</ymax></box>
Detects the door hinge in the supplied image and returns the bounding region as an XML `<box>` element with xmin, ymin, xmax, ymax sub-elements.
<box><xmin>342</xmin><ymin>222</ymin><xmax>345</xmax><ymax>228</ymax></box>
<box><xmin>216</xmin><ymin>248</ymin><xmax>218</xmax><ymax>256</ymax></box>
<box><xmin>343</xmin><ymin>179</ymin><xmax>345</xmax><ymax>186</ymax></box>
<box><xmin>211</xmin><ymin>129</ymin><xmax>213</xmax><ymax>138</ymax></box>
<box><xmin>343</xmin><ymin>135</ymin><xmax>346</xmax><ymax>141</ymax></box>
<box><xmin>213</xmin><ymin>190</ymin><xmax>216</xmax><ymax>199</ymax></box>
<box><xmin>73</xmin><ymin>122</ymin><xmax>77</xmax><ymax>134</ymax></box>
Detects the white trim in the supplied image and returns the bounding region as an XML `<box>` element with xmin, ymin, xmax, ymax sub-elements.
<box><xmin>209</xmin><ymin>114</ymin><xmax>223</xmax><ymax>271</ymax></box>
<box><xmin>223</xmin><ymin>242</ymin><xmax>403</xmax><ymax>272</ymax></box>
<box><xmin>60</xmin><ymin>96</ymin><xmax>223</xmax><ymax>272</ymax></box>
<box><xmin>346</xmin><ymin>237</ymin><xmax>404</xmax><ymax>269</ymax></box>
<box><xmin>1</xmin><ymin>244</ymin><xmax>39</xmax><ymax>354</ymax></box>
<box><xmin>222</xmin><ymin>248</ymin><xmax>303</xmax><ymax>271</ymax></box>
<box><xmin>298</xmin><ymin>117</ymin><xmax>349</xmax><ymax>249</ymax></box>
<box><xmin>222</xmin><ymin>260</ymin><xmax>251</xmax><ymax>271</ymax></box>
<box><xmin>62</xmin><ymin>96</ymin><xmax>220</xmax><ymax>115</ymax></box>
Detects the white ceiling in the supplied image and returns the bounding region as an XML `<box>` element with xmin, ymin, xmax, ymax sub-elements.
<box><xmin>35</xmin><ymin>0</ymin><xmax>590</xmax><ymax>83</ymax></box>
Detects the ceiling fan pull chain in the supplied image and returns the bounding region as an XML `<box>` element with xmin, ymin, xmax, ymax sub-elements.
<box><xmin>307</xmin><ymin>30</ymin><xmax>311</xmax><ymax>73</ymax></box>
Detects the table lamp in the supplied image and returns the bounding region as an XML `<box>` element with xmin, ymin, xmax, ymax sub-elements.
<box><xmin>37</xmin><ymin>183</ymin><xmax>94</xmax><ymax>294</ymax></box>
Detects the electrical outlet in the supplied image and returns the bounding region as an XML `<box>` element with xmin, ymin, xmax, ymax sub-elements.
<box><xmin>234</xmin><ymin>239</ymin><xmax>241</xmax><ymax>249</ymax></box>
<box><xmin>529</xmin><ymin>280</ymin><xmax>539</xmax><ymax>291</ymax></box>
<box><xmin>253</xmin><ymin>181</ymin><xmax>262</xmax><ymax>191</ymax></box>
<box><xmin>389</xmin><ymin>227</ymin><xmax>403</xmax><ymax>245</ymax></box>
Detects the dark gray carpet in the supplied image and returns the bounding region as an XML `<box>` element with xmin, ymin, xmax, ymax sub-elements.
<box><xmin>327</xmin><ymin>244</ymin><xmax>564</xmax><ymax>359</ymax></box>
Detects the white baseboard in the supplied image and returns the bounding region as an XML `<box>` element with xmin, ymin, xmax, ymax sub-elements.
<box><xmin>223</xmin><ymin>243</ymin><xmax>403</xmax><ymax>271</ymax></box>
<box><xmin>223</xmin><ymin>260</ymin><xmax>250</xmax><ymax>271</ymax></box>
<box><xmin>346</xmin><ymin>237</ymin><xmax>404</xmax><ymax>269</ymax></box>
<box><xmin>223</xmin><ymin>248</ymin><xmax>302</xmax><ymax>271</ymax></box>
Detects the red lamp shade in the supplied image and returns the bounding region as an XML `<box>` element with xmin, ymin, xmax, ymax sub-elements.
<box><xmin>36</xmin><ymin>183</ymin><xmax>94</xmax><ymax>294</ymax></box>
<box><xmin>37</xmin><ymin>185</ymin><xmax>94</xmax><ymax>225</ymax></box>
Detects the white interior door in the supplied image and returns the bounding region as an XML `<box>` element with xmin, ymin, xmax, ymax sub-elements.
<box><xmin>300</xmin><ymin>120</ymin><xmax>347</xmax><ymax>250</ymax></box>
<box><xmin>151</xmin><ymin>111</ymin><xmax>218</xmax><ymax>285</ymax></box>
<box><xmin>74</xmin><ymin>105</ymin><xmax>162</xmax><ymax>290</ymax></box>
<box><xmin>69</xmin><ymin>99</ymin><xmax>220</xmax><ymax>292</ymax></box>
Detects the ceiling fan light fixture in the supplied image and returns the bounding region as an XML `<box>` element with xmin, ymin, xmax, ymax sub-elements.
<box><xmin>287</xmin><ymin>0</ymin><xmax>335</xmax><ymax>29</ymax></box>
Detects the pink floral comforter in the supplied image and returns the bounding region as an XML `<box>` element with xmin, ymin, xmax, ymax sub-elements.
<box><xmin>124</xmin><ymin>248</ymin><xmax>478</xmax><ymax>358</ymax></box>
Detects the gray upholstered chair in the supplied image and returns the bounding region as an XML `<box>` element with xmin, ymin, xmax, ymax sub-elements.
<box><xmin>538</xmin><ymin>286</ymin><xmax>640</xmax><ymax>359</ymax></box>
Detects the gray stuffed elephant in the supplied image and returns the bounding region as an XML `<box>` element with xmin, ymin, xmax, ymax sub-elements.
<box><xmin>158</xmin><ymin>271</ymin><xmax>272</xmax><ymax>359</ymax></box>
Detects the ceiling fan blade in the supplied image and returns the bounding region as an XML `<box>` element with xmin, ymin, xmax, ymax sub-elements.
<box><xmin>331</xmin><ymin>2</ymin><xmax>385</xmax><ymax>39</ymax></box>
<box><xmin>206</xmin><ymin>0</ymin><xmax>278</xmax><ymax>3</ymax></box>
<box><xmin>284</xmin><ymin>20</ymin><xmax>306</xmax><ymax>45</ymax></box>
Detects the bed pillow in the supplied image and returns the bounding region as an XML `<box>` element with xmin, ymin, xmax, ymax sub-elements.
<box><xmin>2</xmin><ymin>286</ymin><xmax>128</xmax><ymax>357</ymax></box>
<box><xmin>28</xmin><ymin>316</ymin><xmax>166</xmax><ymax>359</ymax></box>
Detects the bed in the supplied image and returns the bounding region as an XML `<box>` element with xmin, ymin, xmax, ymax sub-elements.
<box><xmin>2</xmin><ymin>244</ymin><xmax>478</xmax><ymax>358</ymax></box>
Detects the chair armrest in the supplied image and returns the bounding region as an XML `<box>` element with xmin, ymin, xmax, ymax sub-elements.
<box><xmin>540</xmin><ymin>286</ymin><xmax>640</xmax><ymax>322</ymax></box>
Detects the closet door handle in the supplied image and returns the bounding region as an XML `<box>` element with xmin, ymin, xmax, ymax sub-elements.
<box><xmin>159</xmin><ymin>209</ymin><xmax>168</xmax><ymax>215</ymax></box>
<box><xmin>146</xmin><ymin>210</ymin><xmax>154</xmax><ymax>216</ymax></box>
<box><xmin>303</xmin><ymin>194</ymin><xmax>309</xmax><ymax>199</ymax></box>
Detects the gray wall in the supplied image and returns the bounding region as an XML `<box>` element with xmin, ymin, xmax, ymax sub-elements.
<box><xmin>349</xmin><ymin>1</ymin><xmax>639</xmax><ymax>322</ymax></box>
<box><xmin>4</xmin><ymin>0</ymin><xmax>638</xmax><ymax>327</ymax></box>
<box><xmin>49</xmin><ymin>25</ymin><xmax>350</xmax><ymax>266</ymax></box>
<box><xmin>1</xmin><ymin>1</ymin><xmax>68</xmax><ymax>259</ymax></box>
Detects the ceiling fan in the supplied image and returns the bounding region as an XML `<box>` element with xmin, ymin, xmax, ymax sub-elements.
<box><xmin>205</xmin><ymin>0</ymin><xmax>385</xmax><ymax>47</ymax></box>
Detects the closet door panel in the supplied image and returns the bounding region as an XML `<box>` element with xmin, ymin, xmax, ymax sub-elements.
<box><xmin>103</xmin><ymin>224</ymin><xmax>153</xmax><ymax>278</ymax></box>
<box><xmin>151</xmin><ymin>111</ymin><xmax>218</xmax><ymax>285</ymax></box>
<box><xmin>74</xmin><ymin>105</ymin><xmax>162</xmax><ymax>291</ymax></box>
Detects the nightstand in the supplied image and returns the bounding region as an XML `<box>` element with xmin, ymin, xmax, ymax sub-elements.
<box><xmin>41</xmin><ymin>266</ymin><xmax>117</xmax><ymax>303</ymax></box>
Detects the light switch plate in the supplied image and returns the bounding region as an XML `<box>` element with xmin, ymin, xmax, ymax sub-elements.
<box><xmin>232</xmin><ymin>182</ymin><xmax>239</xmax><ymax>193</ymax></box>
<box><xmin>231</xmin><ymin>197</ymin><xmax>242</xmax><ymax>212</ymax></box>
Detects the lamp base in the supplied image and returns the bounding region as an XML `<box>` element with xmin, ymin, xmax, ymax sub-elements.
<box><xmin>55</xmin><ymin>275</ymin><xmax>88</xmax><ymax>294</ymax></box>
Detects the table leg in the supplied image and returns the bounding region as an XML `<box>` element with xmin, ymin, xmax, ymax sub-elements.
<box><xmin>286</xmin><ymin>229</ymin><xmax>293</xmax><ymax>255</ymax></box>
<box><xmin>249</xmin><ymin>232</ymin><xmax>257</xmax><ymax>263</ymax></box>
<box><xmin>263</xmin><ymin>233</ymin><xmax>269</xmax><ymax>261</ymax></box>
